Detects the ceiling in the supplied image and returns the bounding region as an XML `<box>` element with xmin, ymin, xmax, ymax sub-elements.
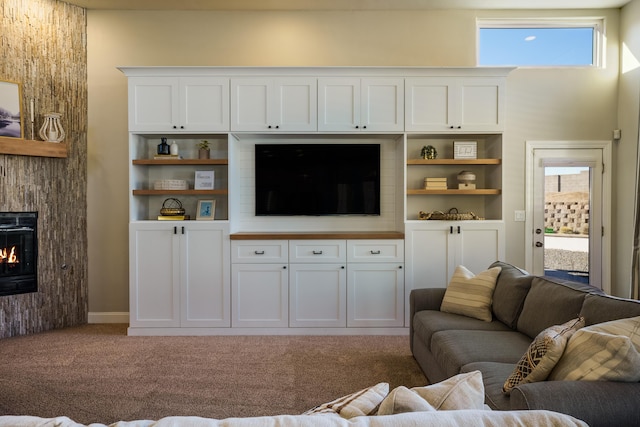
<box><xmin>63</xmin><ymin>0</ymin><xmax>632</xmax><ymax>11</ymax></box>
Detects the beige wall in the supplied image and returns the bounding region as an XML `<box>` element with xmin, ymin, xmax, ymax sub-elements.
<box><xmin>87</xmin><ymin>7</ymin><xmax>633</xmax><ymax>314</ymax></box>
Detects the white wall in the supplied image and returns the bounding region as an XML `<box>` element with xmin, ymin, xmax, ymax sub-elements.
<box><xmin>87</xmin><ymin>7</ymin><xmax>632</xmax><ymax>315</ymax></box>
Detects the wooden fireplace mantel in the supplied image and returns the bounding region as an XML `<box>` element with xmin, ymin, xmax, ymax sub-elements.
<box><xmin>0</xmin><ymin>136</ymin><xmax>67</xmax><ymax>158</ymax></box>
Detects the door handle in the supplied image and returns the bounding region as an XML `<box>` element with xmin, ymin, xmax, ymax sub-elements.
<box><xmin>535</xmin><ymin>242</ymin><xmax>544</xmax><ymax>248</ymax></box>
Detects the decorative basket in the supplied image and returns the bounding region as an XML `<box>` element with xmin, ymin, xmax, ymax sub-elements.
<box><xmin>418</xmin><ymin>207</ymin><xmax>481</xmax><ymax>221</ymax></box>
<box><xmin>154</xmin><ymin>179</ymin><xmax>188</xmax><ymax>190</ymax></box>
<box><xmin>160</xmin><ymin>198</ymin><xmax>185</xmax><ymax>216</ymax></box>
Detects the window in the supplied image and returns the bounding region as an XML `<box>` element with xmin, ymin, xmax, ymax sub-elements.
<box><xmin>477</xmin><ymin>19</ymin><xmax>604</xmax><ymax>67</ymax></box>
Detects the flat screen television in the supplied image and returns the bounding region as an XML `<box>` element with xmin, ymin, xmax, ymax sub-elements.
<box><xmin>255</xmin><ymin>144</ymin><xmax>380</xmax><ymax>216</ymax></box>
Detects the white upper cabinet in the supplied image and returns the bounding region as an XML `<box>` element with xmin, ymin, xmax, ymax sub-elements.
<box><xmin>318</xmin><ymin>78</ymin><xmax>404</xmax><ymax>132</ymax></box>
<box><xmin>128</xmin><ymin>76</ymin><xmax>230</xmax><ymax>132</ymax></box>
<box><xmin>405</xmin><ymin>77</ymin><xmax>505</xmax><ymax>132</ymax></box>
<box><xmin>231</xmin><ymin>78</ymin><xmax>317</xmax><ymax>132</ymax></box>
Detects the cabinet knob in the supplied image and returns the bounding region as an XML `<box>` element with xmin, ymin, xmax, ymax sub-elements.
<box><xmin>363</xmin><ymin>125</ymin><xmax>367</xmax><ymax>129</ymax></box>
<box><xmin>355</xmin><ymin>125</ymin><xmax>359</xmax><ymax>129</ymax></box>
<box><xmin>398</xmin><ymin>265</ymin><xmax>403</xmax><ymax>269</ymax></box>
<box><xmin>341</xmin><ymin>266</ymin><xmax>345</xmax><ymax>269</ymax></box>
<box><xmin>275</xmin><ymin>125</ymin><xmax>280</xmax><ymax>129</ymax></box>
<box><xmin>268</xmin><ymin>125</ymin><xmax>272</xmax><ymax>129</ymax></box>
<box><xmin>172</xmin><ymin>125</ymin><xmax>177</xmax><ymax>129</ymax></box>
<box><xmin>283</xmin><ymin>265</ymin><xmax>287</xmax><ymax>269</ymax></box>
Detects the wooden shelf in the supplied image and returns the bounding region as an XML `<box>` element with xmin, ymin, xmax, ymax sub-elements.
<box><xmin>407</xmin><ymin>158</ymin><xmax>500</xmax><ymax>165</ymax></box>
<box><xmin>407</xmin><ymin>189</ymin><xmax>501</xmax><ymax>195</ymax></box>
<box><xmin>132</xmin><ymin>189</ymin><xmax>228</xmax><ymax>196</ymax></box>
<box><xmin>132</xmin><ymin>159</ymin><xmax>228</xmax><ymax>165</ymax></box>
<box><xmin>0</xmin><ymin>136</ymin><xmax>67</xmax><ymax>158</ymax></box>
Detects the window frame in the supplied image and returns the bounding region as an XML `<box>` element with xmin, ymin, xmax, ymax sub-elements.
<box><xmin>476</xmin><ymin>18</ymin><xmax>605</xmax><ymax>68</ymax></box>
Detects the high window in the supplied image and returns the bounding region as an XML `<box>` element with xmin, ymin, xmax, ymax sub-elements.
<box><xmin>477</xmin><ymin>19</ymin><xmax>604</xmax><ymax>67</ymax></box>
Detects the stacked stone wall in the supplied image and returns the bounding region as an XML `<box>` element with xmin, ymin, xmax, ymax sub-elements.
<box><xmin>545</xmin><ymin>201</ymin><xmax>590</xmax><ymax>235</ymax></box>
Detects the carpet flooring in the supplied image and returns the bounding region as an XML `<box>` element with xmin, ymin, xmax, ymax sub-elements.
<box><xmin>0</xmin><ymin>324</ymin><xmax>426</xmax><ymax>425</ymax></box>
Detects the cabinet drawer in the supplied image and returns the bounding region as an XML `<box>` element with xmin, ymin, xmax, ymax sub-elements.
<box><xmin>231</xmin><ymin>240</ymin><xmax>288</xmax><ymax>263</ymax></box>
<box><xmin>289</xmin><ymin>240</ymin><xmax>346</xmax><ymax>263</ymax></box>
<box><xmin>347</xmin><ymin>239</ymin><xmax>404</xmax><ymax>263</ymax></box>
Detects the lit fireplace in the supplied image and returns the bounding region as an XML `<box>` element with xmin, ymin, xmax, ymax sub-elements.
<box><xmin>0</xmin><ymin>212</ymin><xmax>37</xmax><ymax>297</ymax></box>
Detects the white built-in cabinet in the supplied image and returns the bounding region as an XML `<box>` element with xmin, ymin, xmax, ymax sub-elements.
<box><xmin>129</xmin><ymin>222</ymin><xmax>230</xmax><ymax>328</ymax></box>
<box><xmin>318</xmin><ymin>78</ymin><xmax>404</xmax><ymax>132</ymax></box>
<box><xmin>405</xmin><ymin>77</ymin><xmax>504</xmax><ymax>132</ymax></box>
<box><xmin>231</xmin><ymin>78</ymin><xmax>317</xmax><ymax>132</ymax></box>
<box><xmin>120</xmin><ymin>66</ymin><xmax>511</xmax><ymax>336</ymax></box>
<box><xmin>128</xmin><ymin>76</ymin><xmax>230</xmax><ymax>132</ymax></box>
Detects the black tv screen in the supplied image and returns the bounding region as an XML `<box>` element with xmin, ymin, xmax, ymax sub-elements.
<box><xmin>255</xmin><ymin>144</ymin><xmax>380</xmax><ymax>216</ymax></box>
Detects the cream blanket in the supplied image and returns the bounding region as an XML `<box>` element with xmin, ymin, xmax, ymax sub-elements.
<box><xmin>0</xmin><ymin>411</ymin><xmax>588</xmax><ymax>427</ymax></box>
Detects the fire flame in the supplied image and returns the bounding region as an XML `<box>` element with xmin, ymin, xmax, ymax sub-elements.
<box><xmin>0</xmin><ymin>246</ymin><xmax>18</xmax><ymax>264</ymax></box>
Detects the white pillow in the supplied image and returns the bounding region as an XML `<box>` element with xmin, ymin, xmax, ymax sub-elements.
<box><xmin>377</xmin><ymin>371</ymin><xmax>485</xmax><ymax>415</ymax></box>
<box><xmin>440</xmin><ymin>266</ymin><xmax>502</xmax><ymax>322</ymax></box>
<box><xmin>549</xmin><ymin>316</ymin><xmax>640</xmax><ymax>382</ymax></box>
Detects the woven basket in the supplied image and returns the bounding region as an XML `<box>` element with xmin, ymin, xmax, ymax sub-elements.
<box><xmin>418</xmin><ymin>208</ymin><xmax>480</xmax><ymax>221</ymax></box>
<box><xmin>160</xmin><ymin>198</ymin><xmax>186</xmax><ymax>216</ymax></box>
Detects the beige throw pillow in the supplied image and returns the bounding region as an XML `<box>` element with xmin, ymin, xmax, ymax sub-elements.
<box><xmin>303</xmin><ymin>382</ymin><xmax>389</xmax><ymax>418</ymax></box>
<box><xmin>549</xmin><ymin>316</ymin><xmax>640</xmax><ymax>382</ymax></box>
<box><xmin>377</xmin><ymin>371</ymin><xmax>485</xmax><ymax>415</ymax></box>
<box><xmin>440</xmin><ymin>266</ymin><xmax>502</xmax><ymax>322</ymax></box>
<box><xmin>503</xmin><ymin>317</ymin><xmax>585</xmax><ymax>394</ymax></box>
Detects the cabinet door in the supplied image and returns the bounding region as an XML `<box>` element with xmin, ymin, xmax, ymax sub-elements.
<box><xmin>347</xmin><ymin>263</ymin><xmax>404</xmax><ymax>327</ymax></box>
<box><xmin>180</xmin><ymin>223</ymin><xmax>230</xmax><ymax>327</ymax></box>
<box><xmin>404</xmin><ymin>77</ymin><xmax>456</xmax><ymax>132</ymax></box>
<box><xmin>231</xmin><ymin>78</ymin><xmax>271</xmax><ymax>131</ymax></box>
<box><xmin>180</xmin><ymin>77</ymin><xmax>230</xmax><ymax>132</ymax></box>
<box><xmin>274</xmin><ymin>78</ymin><xmax>317</xmax><ymax>132</ymax></box>
<box><xmin>405</xmin><ymin>224</ymin><xmax>452</xmax><ymax>291</ymax></box>
<box><xmin>232</xmin><ymin>263</ymin><xmax>289</xmax><ymax>327</ymax></box>
<box><xmin>450</xmin><ymin>221</ymin><xmax>505</xmax><ymax>278</ymax></box>
<box><xmin>457</xmin><ymin>78</ymin><xmax>504</xmax><ymax>132</ymax></box>
<box><xmin>129</xmin><ymin>223</ymin><xmax>180</xmax><ymax>327</ymax></box>
<box><xmin>361</xmin><ymin>78</ymin><xmax>404</xmax><ymax>132</ymax></box>
<box><xmin>318</xmin><ymin>78</ymin><xmax>360</xmax><ymax>132</ymax></box>
<box><xmin>289</xmin><ymin>263</ymin><xmax>346</xmax><ymax>327</ymax></box>
<box><xmin>128</xmin><ymin>77</ymin><xmax>180</xmax><ymax>132</ymax></box>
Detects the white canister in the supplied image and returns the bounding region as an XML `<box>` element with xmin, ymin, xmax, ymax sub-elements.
<box><xmin>170</xmin><ymin>141</ymin><xmax>179</xmax><ymax>156</ymax></box>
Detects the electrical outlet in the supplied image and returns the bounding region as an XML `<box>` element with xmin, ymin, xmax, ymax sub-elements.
<box><xmin>514</xmin><ymin>210</ymin><xmax>526</xmax><ymax>222</ymax></box>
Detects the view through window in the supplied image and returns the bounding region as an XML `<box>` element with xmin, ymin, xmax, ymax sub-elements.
<box><xmin>478</xmin><ymin>19</ymin><xmax>603</xmax><ymax>67</ymax></box>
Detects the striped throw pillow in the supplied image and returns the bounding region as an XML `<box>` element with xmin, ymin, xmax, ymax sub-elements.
<box><xmin>548</xmin><ymin>315</ymin><xmax>640</xmax><ymax>382</ymax></box>
<box><xmin>303</xmin><ymin>382</ymin><xmax>389</xmax><ymax>418</ymax></box>
<box><xmin>440</xmin><ymin>265</ymin><xmax>502</xmax><ymax>322</ymax></box>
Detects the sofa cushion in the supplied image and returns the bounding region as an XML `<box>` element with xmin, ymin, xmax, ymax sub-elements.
<box><xmin>503</xmin><ymin>317</ymin><xmax>585</xmax><ymax>394</ymax></box>
<box><xmin>580</xmin><ymin>293</ymin><xmax>640</xmax><ymax>326</ymax></box>
<box><xmin>378</xmin><ymin>371</ymin><xmax>485</xmax><ymax>415</ymax></box>
<box><xmin>489</xmin><ymin>261</ymin><xmax>534</xmax><ymax>329</ymax></box>
<box><xmin>461</xmin><ymin>362</ymin><xmax>516</xmax><ymax>411</ymax></box>
<box><xmin>431</xmin><ymin>330</ymin><xmax>532</xmax><ymax>378</ymax></box>
<box><xmin>516</xmin><ymin>277</ymin><xmax>589</xmax><ymax>339</ymax></box>
<box><xmin>303</xmin><ymin>382</ymin><xmax>389</xmax><ymax>418</ymax></box>
<box><xmin>549</xmin><ymin>316</ymin><xmax>640</xmax><ymax>382</ymax></box>
<box><xmin>413</xmin><ymin>310</ymin><xmax>512</xmax><ymax>348</ymax></box>
<box><xmin>440</xmin><ymin>265</ymin><xmax>501</xmax><ymax>322</ymax></box>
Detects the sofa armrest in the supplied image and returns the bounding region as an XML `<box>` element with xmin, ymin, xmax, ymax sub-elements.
<box><xmin>510</xmin><ymin>380</ymin><xmax>640</xmax><ymax>427</ymax></box>
<box><xmin>409</xmin><ymin>288</ymin><xmax>446</xmax><ymax>351</ymax></box>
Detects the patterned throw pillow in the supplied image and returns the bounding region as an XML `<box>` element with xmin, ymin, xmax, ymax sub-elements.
<box><xmin>440</xmin><ymin>265</ymin><xmax>502</xmax><ymax>322</ymax></box>
<box><xmin>503</xmin><ymin>317</ymin><xmax>585</xmax><ymax>394</ymax></box>
<box><xmin>548</xmin><ymin>315</ymin><xmax>640</xmax><ymax>382</ymax></box>
<box><xmin>303</xmin><ymin>382</ymin><xmax>389</xmax><ymax>418</ymax></box>
<box><xmin>378</xmin><ymin>371</ymin><xmax>486</xmax><ymax>414</ymax></box>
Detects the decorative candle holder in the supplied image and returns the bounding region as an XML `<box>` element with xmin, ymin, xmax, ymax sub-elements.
<box><xmin>39</xmin><ymin>112</ymin><xmax>65</xmax><ymax>143</ymax></box>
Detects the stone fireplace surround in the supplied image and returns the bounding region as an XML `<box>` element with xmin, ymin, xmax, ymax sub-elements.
<box><xmin>0</xmin><ymin>0</ymin><xmax>88</xmax><ymax>339</ymax></box>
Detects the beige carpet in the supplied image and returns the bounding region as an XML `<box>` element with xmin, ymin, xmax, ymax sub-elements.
<box><xmin>0</xmin><ymin>324</ymin><xmax>426</xmax><ymax>425</ymax></box>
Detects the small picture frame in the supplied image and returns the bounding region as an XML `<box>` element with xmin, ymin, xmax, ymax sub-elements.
<box><xmin>453</xmin><ymin>141</ymin><xmax>478</xmax><ymax>159</ymax></box>
<box><xmin>196</xmin><ymin>200</ymin><xmax>216</xmax><ymax>220</ymax></box>
<box><xmin>194</xmin><ymin>170</ymin><xmax>215</xmax><ymax>190</ymax></box>
<box><xmin>0</xmin><ymin>80</ymin><xmax>24</xmax><ymax>139</ymax></box>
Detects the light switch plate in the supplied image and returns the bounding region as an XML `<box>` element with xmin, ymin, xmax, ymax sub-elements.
<box><xmin>515</xmin><ymin>210</ymin><xmax>526</xmax><ymax>222</ymax></box>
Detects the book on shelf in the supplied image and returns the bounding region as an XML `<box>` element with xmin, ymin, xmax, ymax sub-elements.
<box><xmin>153</xmin><ymin>154</ymin><xmax>183</xmax><ymax>160</ymax></box>
<box><xmin>425</xmin><ymin>184</ymin><xmax>448</xmax><ymax>189</ymax></box>
<box><xmin>424</xmin><ymin>177</ymin><xmax>447</xmax><ymax>182</ymax></box>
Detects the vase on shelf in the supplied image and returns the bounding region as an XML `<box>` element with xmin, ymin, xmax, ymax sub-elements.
<box><xmin>198</xmin><ymin>148</ymin><xmax>210</xmax><ymax>159</ymax></box>
<box><xmin>38</xmin><ymin>113</ymin><xmax>65</xmax><ymax>143</ymax></box>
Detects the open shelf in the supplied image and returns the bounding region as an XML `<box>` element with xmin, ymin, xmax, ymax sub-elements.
<box><xmin>0</xmin><ymin>136</ymin><xmax>67</xmax><ymax>158</ymax></box>
<box><xmin>132</xmin><ymin>189</ymin><xmax>228</xmax><ymax>196</ymax></box>
<box><xmin>407</xmin><ymin>189</ymin><xmax>501</xmax><ymax>195</ymax></box>
<box><xmin>132</xmin><ymin>159</ymin><xmax>228</xmax><ymax>165</ymax></box>
<box><xmin>407</xmin><ymin>158</ymin><xmax>500</xmax><ymax>165</ymax></box>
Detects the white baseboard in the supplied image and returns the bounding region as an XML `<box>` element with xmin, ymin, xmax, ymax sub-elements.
<box><xmin>88</xmin><ymin>312</ymin><xmax>129</xmax><ymax>324</ymax></box>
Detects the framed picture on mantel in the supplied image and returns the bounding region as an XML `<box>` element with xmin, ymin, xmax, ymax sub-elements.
<box><xmin>0</xmin><ymin>80</ymin><xmax>23</xmax><ymax>139</ymax></box>
<box><xmin>197</xmin><ymin>200</ymin><xmax>216</xmax><ymax>221</ymax></box>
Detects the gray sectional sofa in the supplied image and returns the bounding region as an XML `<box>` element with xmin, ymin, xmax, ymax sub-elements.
<box><xmin>410</xmin><ymin>261</ymin><xmax>640</xmax><ymax>427</ymax></box>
